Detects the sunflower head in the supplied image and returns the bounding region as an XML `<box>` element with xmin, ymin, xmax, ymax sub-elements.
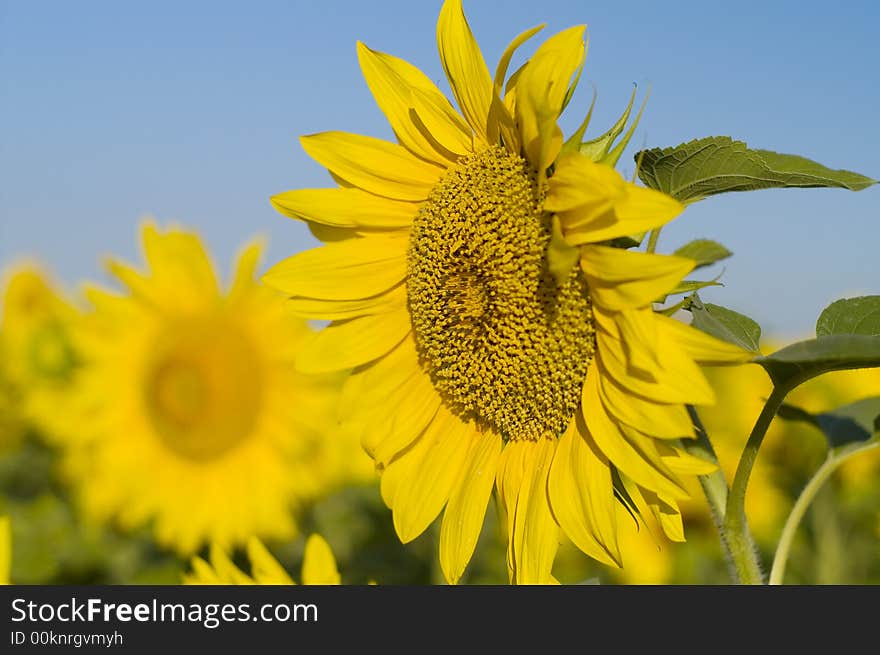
<box><xmin>0</xmin><ymin>264</ymin><xmax>80</xmax><ymax>442</ymax></box>
<box><xmin>265</xmin><ymin>0</ymin><xmax>752</xmax><ymax>584</ymax></box>
<box><xmin>63</xmin><ymin>221</ymin><xmax>374</xmax><ymax>555</ymax></box>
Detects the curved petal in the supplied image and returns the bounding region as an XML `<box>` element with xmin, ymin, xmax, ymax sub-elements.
<box><xmin>581</xmin><ymin>368</ymin><xmax>688</xmax><ymax>499</ymax></box>
<box><xmin>598</xmin><ymin>371</ymin><xmax>694</xmax><ymax>439</ymax></box>
<box><xmin>439</xmin><ymin>427</ymin><xmax>502</xmax><ymax>584</ymax></box>
<box><xmin>271</xmin><ymin>187</ymin><xmax>419</xmax><ymax>229</ymax></box>
<box><xmin>373</xmin><ymin>369</ymin><xmax>442</xmax><ymax>467</ymax></box>
<box><xmin>515</xmin><ymin>26</ymin><xmax>586</xmax><ymax>174</ymax></box>
<box><xmin>437</xmin><ymin>0</ymin><xmax>493</xmax><ymax>142</ymax></box>
<box><xmin>286</xmin><ymin>283</ymin><xmax>407</xmax><ymax>321</ymax></box>
<box><xmin>262</xmin><ymin>235</ymin><xmax>408</xmax><ymax>300</ymax></box>
<box><xmin>547</xmin><ymin>152</ymin><xmax>683</xmax><ymax>244</ymax></box>
<box><xmin>510</xmin><ymin>437</ymin><xmax>559</xmax><ymax>584</ymax></box>
<box><xmin>581</xmin><ymin>246</ymin><xmax>695</xmax><ymax>312</ymax></box>
<box><xmin>295</xmin><ymin>307</ymin><xmax>411</xmax><ymax>373</ymax></box>
<box><xmin>247</xmin><ymin>537</ymin><xmax>295</xmax><ymax>585</ymax></box>
<box><xmin>655</xmin><ymin>312</ymin><xmax>754</xmax><ymax>364</ymax></box>
<box><xmin>300</xmin><ymin>131</ymin><xmax>444</xmax><ymax>201</ymax></box>
<box><xmin>357</xmin><ymin>41</ymin><xmax>463</xmax><ymax>165</ymax></box>
<box><xmin>547</xmin><ymin>415</ymin><xmax>621</xmax><ymax>567</ymax></box>
<box><xmin>301</xmin><ymin>535</ymin><xmax>341</xmax><ymax>585</ymax></box>
<box><xmin>409</xmin><ymin>87</ymin><xmax>473</xmax><ymax>158</ymax></box>
<box><xmin>392</xmin><ymin>405</ymin><xmax>473</xmax><ymax>543</ymax></box>
<box><xmin>228</xmin><ymin>238</ymin><xmax>264</xmax><ymax>300</ymax></box>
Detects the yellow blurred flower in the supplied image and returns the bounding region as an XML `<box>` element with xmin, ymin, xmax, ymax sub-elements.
<box><xmin>63</xmin><ymin>222</ymin><xmax>374</xmax><ymax>555</ymax></box>
<box><xmin>0</xmin><ymin>515</ymin><xmax>10</xmax><ymax>584</ymax></box>
<box><xmin>0</xmin><ymin>263</ymin><xmax>80</xmax><ymax>443</ymax></box>
<box><xmin>264</xmin><ymin>0</ymin><xmax>750</xmax><ymax>585</ymax></box>
<box><xmin>183</xmin><ymin>534</ymin><xmax>340</xmax><ymax>585</ymax></box>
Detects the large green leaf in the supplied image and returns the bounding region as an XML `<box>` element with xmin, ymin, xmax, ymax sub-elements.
<box><xmin>684</xmin><ymin>294</ymin><xmax>762</xmax><ymax>353</ymax></box>
<box><xmin>816</xmin><ymin>296</ymin><xmax>880</xmax><ymax>337</ymax></box>
<box><xmin>634</xmin><ymin>137</ymin><xmax>877</xmax><ymax>203</ymax></box>
<box><xmin>778</xmin><ymin>397</ymin><xmax>880</xmax><ymax>448</ymax></box>
<box><xmin>756</xmin><ymin>335</ymin><xmax>880</xmax><ymax>390</ymax></box>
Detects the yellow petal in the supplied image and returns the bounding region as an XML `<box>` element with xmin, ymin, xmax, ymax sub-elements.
<box><xmin>658</xmin><ymin>442</ymin><xmax>718</xmax><ymax>476</ymax></box>
<box><xmin>300</xmin><ymin>131</ymin><xmax>444</xmax><ymax>201</ymax></box>
<box><xmin>581</xmin><ymin>246</ymin><xmax>695</xmax><ymax>311</ymax></box>
<box><xmin>286</xmin><ymin>283</ymin><xmax>407</xmax><ymax>321</ymax></box>
<box><xmin>594</xmin><ymin>310</ymin><xmax>715</xmax><ymax>405</ymax></box>
<box><xmin>209</xmin><ymin>544</ymin><xmax>254</xmax><ymax>584</ymax></box>
<box><xmin>547</xmin><ymin>152</ymin><xmax>683</xmax><ymax>244</ymax></box>
<box><xmin>515</xmin><ymin>26</ymin><xmax>586</xmax><ymax>174</ymax></box>
<box><xmin>271</xmin><ymin>187</ymin><xmax>419</xmax><ymax>229</ymax></box>
<box><xmin>598</xmin><ymin>370</ymin><xmax>694</xmax><ymax>439</ymax></box>
<box><xmin>582</xmin><ymin>369</ymin><xmax>687</xmax><ymax>499</ymax></box>
<box><xmin>301</xmin><ymin>535</ymin><xmax>341</xmax><ymax>585</ymax></box>
<box><xmin>183</xmin><ymin>557</ymin><xmax>222</xmax><ymax>585</ymax></box>
<box><xmin>440</xmin><ymin>428</ymin><xmax>502</xmax><ymax>584</ymax></box>
<box><xmin>374</xmin><ymin>369</ymin><xmax>442</xmax><ymax>467</ymax></box>
<box><xmin>262</xmin><ymin>234</ymin><xmax>408</xmax><ymax>300</ymax></box>
<box><xmin>357</xmin><ymin>41</ymin><xmax>461</xmax><ymax>165</ymax></box>
<box><xmin>142</xmin><ymin>223</ymin><xmax>219</xmax><ymax>300</ymax></box>
<box><xmin>655</xmin><ymin>312</ymin><xmax>755</xmax><ymax>363</ymax></box>
<box><xmin>496</xmin><ymin>440</ymin><xmax>527</xmax><ymax>580</ymax></box>
<box><xmin>409</xmin><ymin>87</ymin><xmax>473</xmax><ymax>158</ymax></box>
<box><xmin>392</xmin><ymin>406</ymin><xmax>473</xmax><ymax>543</ymax></box>
<box><xmin>436</xmin><ymin>0</ymin><xmax>492</xmax><ymax>142</ymax></box>
<box><xmin>228</xmin><ymin>238</ymin><xmax>264</xmax><ymax>300</ymax></box>
<box><xmin>547</xmin><ymin>416</ymin><xmax>621</xmax><ymax>566</ymax></box>
<box><xmin>488</xmin><ymin>23</ymin><xmax>545</xmax><ymax>150</ymax></box>
<box><xmin>247</xmin><ymin>537</ymin><xmax>295</xmax><ymax>585</ymax></box>
<box><xmin>509</xmin><ymin>437</ymin><xmax>559</xmax><ymax>584</ymax></box>
<box><xmin>295</xmin><ymin>307</ymin><xmax>411</xmax><ymax>373</ymax></box>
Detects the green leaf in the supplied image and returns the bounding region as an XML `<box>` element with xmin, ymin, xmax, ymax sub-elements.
<box><xmin>757</xmin><ymin>335</ymin><xmax>880</xmax><ymax>390</ymax></box>
<box><xmin>778</xmin><ymin>397</ymin><xmax>880</xmax><ymax>448</ymax></box>
<box><xmin>673</xmin><ymin>239</ymin><xmax>732</xmax><ymax>269</ymax></box>
<box><xmin>684</xmin><ymin>294</ymin><xmax>762</xmax><ymax>353</ymax></box>
<box><xmin>816</xmin><ymin>296</ymin><xmax>880</xmax><ymax>337</ymax></box>
<box><xmin>634</xmin><ymin>136</ymin><xmax>877</xmax><ymax>203</ymax></box>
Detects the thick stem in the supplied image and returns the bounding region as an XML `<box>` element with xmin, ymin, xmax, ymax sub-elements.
<box><xmin>685</xmin><ymin>406</ymin><xmax>740</xmax><ymax>582</ymax></box>
<box><xmin>723</xmin><ymin>386</ymin><xmax>789</xmax><ymax>584</ymax></box>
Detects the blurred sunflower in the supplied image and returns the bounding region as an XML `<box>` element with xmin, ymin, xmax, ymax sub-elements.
<box><xmin>0</xmin><ymin>264</ymin><xmax>80</xmax><ymax>444</ymax></box>
<box><xmin>264</xmin><ymin>0</ymin><xmax>751</xmax><ymax>584</ymax></box>
<box><xmin>63</xmin><ymin>222</ymin><xmax>373</xmax><ymax>555</ymax></box>
<box><xmin>0</xmin><ymin>515</ymin><xmax>10</xmax><ymax>584</ymax></box>
<box><xmin>183</xmin><ymin>534</ymin><xmax>340</xmax><ymax>585</ymax></box>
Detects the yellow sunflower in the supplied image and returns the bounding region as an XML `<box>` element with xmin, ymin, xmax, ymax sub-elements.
<box><xmin>264</xmin><ymin>0</ymin><xmax>751</xmax><ymax>584</ymax></box>
<box><xmin>0</xmin><ymin>263</ymin><xmax>80</xmax><ymax>443</ymax></box>
<box><xmin>184</xmin><ymin>534</ymin><xmax>340</xmax><ymax>585</ymax></box>
<box><xmin>64</xmin><ymin>222</ymin><xmax>373</xmax><ymax>555</ymax></box>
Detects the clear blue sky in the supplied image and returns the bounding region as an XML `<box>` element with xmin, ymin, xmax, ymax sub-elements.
<box><xmin>1</xmin><ymin>0</ymin><xmax>877</xmax><ymax>339</ymax></box>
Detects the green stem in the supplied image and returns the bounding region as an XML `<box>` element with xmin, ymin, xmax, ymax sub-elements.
<box><xmin>768</xmin><ymin>439</ymin><xmax>880</xmax><ymax>585</ymax></box>
<box><xmin>723</xmin><ymin>385</ymin><xmax>789</xmax><ymax>584</ymax></box>
<box><xmin>685</xmin><ymin>406</ymin><xmax>743</xmax><ymax>582</ymax></box>
<box><xmin>646</xmin><ymin>227</ymin><xmax>662</xmax><ymax>253</ymax></box>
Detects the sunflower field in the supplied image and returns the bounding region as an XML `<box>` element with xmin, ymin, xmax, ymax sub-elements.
<box><xmin>1</xmin><ymin>0</ymin><xmax>878</xmax><ymax>588</ymax></box>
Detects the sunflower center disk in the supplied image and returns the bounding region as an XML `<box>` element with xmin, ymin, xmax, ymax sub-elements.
<box><xmin>144</xmin><ymin>317</ymin><xmax>263</xmax><ymax>461</ymax></box>
<box><xmin>407</xmin><ymin>145</ymin><xmax>597</xmax><ymax>442</ymax></box>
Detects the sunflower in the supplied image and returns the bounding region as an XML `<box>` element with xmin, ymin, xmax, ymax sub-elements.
<box><xmin>264</xmin><ymin>0</ymin><xmax>751</xmax><ymax>583</ymax></box>
<box><xmin>183</xmin><ymin>534</ymin><xmax>340</xmax><ymax>585</ymax></box>
<box><xmin>64</xmin><ymin>222</ymin><xmax>373</xmax><ymax>555</ymax></box>
<box><xmin>0</xmin><ymin>264</ymin><xmax>80</xmax><ymax>444</ymax></box>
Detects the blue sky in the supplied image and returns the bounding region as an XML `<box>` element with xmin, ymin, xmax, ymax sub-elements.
<box><xmin>1</xmin><ymin>0</ymin><xmax>877</xmax><ymax>339</ymax></box>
